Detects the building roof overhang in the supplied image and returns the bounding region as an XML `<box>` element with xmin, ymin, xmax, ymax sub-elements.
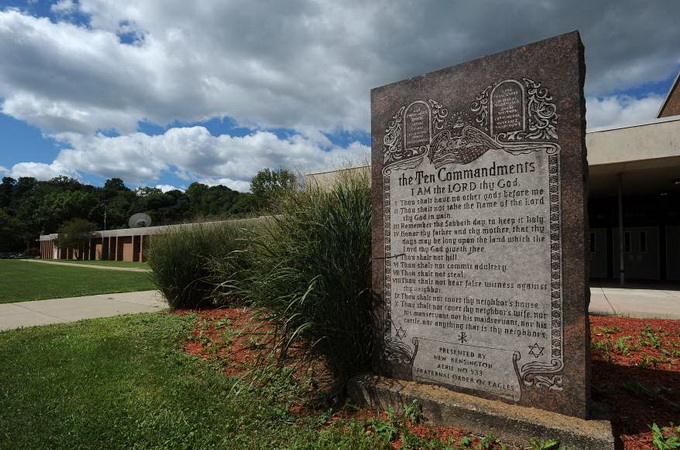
<box><xmin>587</xmin><ymin>116</ymin><xmax>680</xmax><ymax>197</ymax></box>
<box><xmin>40</xmin><ymin>217</ymin><xmax>272</xmax><ymax>241</ymax></box>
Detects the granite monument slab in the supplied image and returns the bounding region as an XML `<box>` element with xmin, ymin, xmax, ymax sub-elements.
<box><xmin>371</xmin><ymin>31</ymin><xmax>589</xmax><ymax>418</ymax></box>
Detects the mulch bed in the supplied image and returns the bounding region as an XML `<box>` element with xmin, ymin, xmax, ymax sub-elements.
<box><xmin>173</xmin><ymin>308</ymin><xmax>680</xmax><ymax>449</ymax></box>
<box><xmin>590</xmin><ymin>315</ymin><xmax>680</xmax><ymax>449</ymax></box>
<box><xmin>173</xmin><ymin>307</ymin><xmax>271</xmax><ymax>378</ymax></box>
<box><xmin>171</xmin><ymin>307</ymin><xmax>330</xmax><ymax>383</ymax></box>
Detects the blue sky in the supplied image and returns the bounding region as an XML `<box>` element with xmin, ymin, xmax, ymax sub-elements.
<box><xmin>0</xmin><ymin>1</ymin><xmax>678</xmax><ymax>191</ymax></box>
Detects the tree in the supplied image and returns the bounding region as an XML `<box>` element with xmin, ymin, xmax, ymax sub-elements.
<box><xmin>99</xmin><ymin>178</ymin><xmax>134</xmax><ymax>229</ymax></box>
<box><xmin>101</xmin><ymin>194</ymin><xmax>133</xmax><ymax>229</ymax></box>
<box><xmin>103</xmin><ymin>177</ymin><xmax>129</xmax><ymax>194</ymax></box>
<box><xmin>30</xmin><ymin>190</ymin><xmax>99</xmax><ymax>234</ymax></box>
<box><xmin>131</xmin><ymin>187</ymin><xmax>181</xmax><ymax>225</ymax></box>
<box><xmin>14</xmin><ymin>177</ymin><xmax>37</xmax><ymax>198</ymax></box>
<box><xmin>227</xmin><ymin>192</ymin><xmax>257</xmax><ymax>216</ymax></box>
<box><xmin>45</xmin><ymin>176</ymin><xmax>82</xmax><ymax>190</ymax></box>
<box><xmin>185</xmin><ymin>182</ymin><xmax>248</xmax><ymax>218</ymax></box>
<box><xmin>56</xmin><ymin>218</ymin><xmax>96</xmax><ymax>259</ymax></box>
<box><xmin>0</xmin><ymin>175</ymin><xmax>256</xmax><ymax>250</ymax></box>
<box><xmin>250</xmin><ymin>168</ymin><xmax>297</xmax><ymax>211</ymax></box>
<box><xmin>0</xmin><ymin>209</ymin><xmax>23</xmax><ymax>252</ymax></box>
<box><xmin>0</xmin><ymin>177</ymin><xmax>15</xmax><ymax>208</ymax></box>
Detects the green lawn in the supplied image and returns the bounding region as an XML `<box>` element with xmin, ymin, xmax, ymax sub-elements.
<box><xmin>0</xmin><ymin>260</ymin><xmax>155</xmax><ymax>303</ymax></box>
<box><xmin>0</xmin><ymin>313</ymin><xmax>393</xmax><ymax>449</ymax></box>
<box><xmin>41</xmin><ymin>259</ymin><xmax>150</xmax><ymax>269</ymax></box>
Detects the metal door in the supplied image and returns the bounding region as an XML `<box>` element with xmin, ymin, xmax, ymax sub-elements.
<box><xmin>667</xmin><ymin>226</ymin><xmax>680</xmax><ymax>281</ymax></box>
<box><xmin>589</xmin><ymin>228</ymin><xmax>608</xmax><ymax>278</ymax></box>
<box><xmin>613</xmin><ymin>227</ymin><xmax>660</xmax><ymax>280</ymax></box>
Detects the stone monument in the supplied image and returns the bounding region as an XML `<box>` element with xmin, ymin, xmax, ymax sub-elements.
<box><xmin>370</xmin><ymin>32</ymin><xmax>590</xmax><ymax>419</ymax></box>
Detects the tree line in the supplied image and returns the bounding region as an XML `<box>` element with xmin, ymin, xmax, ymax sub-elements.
<box><xmin>0</xmin><ymin>168</ymin><xmax>296</xmax><ymax>253</ymax></box>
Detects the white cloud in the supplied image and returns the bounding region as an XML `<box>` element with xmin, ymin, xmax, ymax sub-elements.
<box><xmin>13</xmin><ymin>126</ymin><xmax>369</xmax><ymax>190</ymax></box>
<box><xmin>202</xmin><ymin>178</ymin><xmax>252</xmax><ymax>193</ymax></box>
<box><xmin>0</xmin><ymin>4</ymin><xmax>374</xmax><ymax>135</ymax></box>
<box><xmin>2</xmin><ymin>93</ymin><xmax>140</xmax><ymax>135</ymax></box>
<box><xmin>0</xmin><ymin>1</ymin><xmax>677</xmax><ymax>138</ymax></box>
<box><xmin>8</xmin><ymin>161</ymin><xmax>78</xmax><ymax>180</ymax></box>
<box><xmin>155</xmin><ymin>184</ymin><xmax>182</xmax><ymax>193</ymax></box>
<box><xmin>51</xmin><ymin>0</ymin><xmax>77</xmax><ymax>14</ymax></box>
<box><xmin>0</xmin><ymin>165</ymin><xmax>8</xmax><ymax>175</ymax></box>
<box><xmin>586</xmin><ymin>94</ymin><xmax>665</xmax><ymax>129</ymax></box>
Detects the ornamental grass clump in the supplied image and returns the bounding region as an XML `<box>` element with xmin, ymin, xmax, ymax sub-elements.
<box><xmin>148</xmin><ymin>220</ymin><xmax>253</xmax><ymax>309</ymax></box>
<box><xmin>240</xmin><ymin>172</ymin><xmax>373</xmax><ymax>391</ymax></box>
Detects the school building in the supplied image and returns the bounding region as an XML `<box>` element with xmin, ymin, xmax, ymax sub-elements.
<box><xmin>40</xmin><ymin>225</ymin><xmax>161</xmax><ymax>262</ymax></box>
<box><xmin>39</xmin><ymin>219</ymin><xmax>260</xmax><ymax>263</ymax></box>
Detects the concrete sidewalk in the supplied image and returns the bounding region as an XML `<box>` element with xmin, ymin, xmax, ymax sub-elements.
<box><xmin>0</xmin><ymin>286</ymin><xmax>677</xmax><ymax>333</ymax></box>
<box><xmin>590</xmin><ymin>285</ymin><xmax>680</xmax><ymax>319</ymax></box>
<box><xmin>0</xmin><ymin>290</ymin><xmax>166</xmax><ymax>332</ymax></box>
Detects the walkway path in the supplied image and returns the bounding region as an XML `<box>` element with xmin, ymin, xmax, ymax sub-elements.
<box><xmin>0</xmin><ymin>286</ymin><xmax>677</xmax><ymax>333</ymax></box>
<box><xmin>590</xmin><ymin>285</ymin><xmax>680</xmax><ymax>319</ymax></box>
<box><xmin>0</xmin><ymin>290</ymin><xmax>166</xmax><ymax>331</ymax></box>
<box><xmin>21</xmin><ymin>259</ymin><xmax>150</xmax><ymax>272</ymax></box>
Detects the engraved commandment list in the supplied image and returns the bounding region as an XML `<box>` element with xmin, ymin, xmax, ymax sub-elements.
<box><xmin>387</xmin><ymin>135</ymin><xmax>560</xmax><ymax>402</ymax></box>
<box><xmin>371</xmin><ymin>32</ymin><xmax>589</xmax><ymax>418</ymax></box>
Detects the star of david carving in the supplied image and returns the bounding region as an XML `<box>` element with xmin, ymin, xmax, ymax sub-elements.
<box><xmin>528</xmin><ymin>342</ymin><xmax>545</xmax><ymax>358</ymax></box>
<box><xmin>395</xmin><ymin>327</ymin><xmax>406</xmax><ymax>340</ymax></box>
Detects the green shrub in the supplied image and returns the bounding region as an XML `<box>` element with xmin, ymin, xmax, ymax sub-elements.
<box><xmin>238</xmin><ymin>172</ymin><xmax>373</xmax><ymax>392</ymax></box>
<box><xmin>148</xmin><ymin>221</ymin><xmax>252</xmax><ymax>308</ymax></box>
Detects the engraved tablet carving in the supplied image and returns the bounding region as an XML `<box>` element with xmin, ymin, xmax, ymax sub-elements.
<box><xmin>380</xmin><ymin>80</ymin><xmax>563</xmax><ymax>402</ymax></box>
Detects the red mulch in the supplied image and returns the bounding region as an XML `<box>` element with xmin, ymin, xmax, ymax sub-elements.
<box><xmin>171</xmin><ymin>307</ymin><xmax>330</xmax><ymax>382</ymax></box>
<box><xmin>171</xmin><ymin>307</ymin><xmax>274</xmax><ymax>378</ymax></box>
<box><xmin>172</xmin><ymin>308</ymin><xmax>680</xmax><ymax>449</ymax></box>
<box><xmin>590</xmin><ymin>315</ymin><xmax>680</xmax><ymax>449</ymax></box>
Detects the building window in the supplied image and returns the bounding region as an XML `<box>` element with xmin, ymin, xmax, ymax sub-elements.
<box><xmin>624</xmin><ymin>231</ymin><xmax>631</xmax><ymax>253</ymax></box>
<box><xmin>640</xmin><ymin>231</ymin><xmax>647</xmax><ymax>253</ymax></box>
<box><xmin>589</xmin><ymin>232</ymin><xmax>596</xmax><ymax>253</ymax></box>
